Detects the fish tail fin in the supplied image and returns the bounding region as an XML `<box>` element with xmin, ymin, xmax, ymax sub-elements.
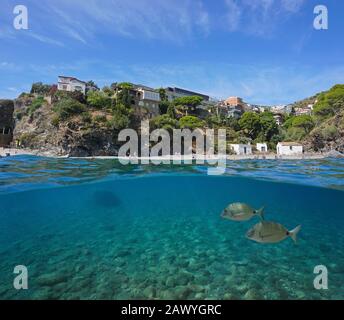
<box><xmin>256</xmin><ymin>207</ymin><xmax>265</xmax><ymax>220</ymax></box>
<box><xmin>289</xmin><ymin>225</ymin><xmax>301</xmax><ymax>244</ymax></box>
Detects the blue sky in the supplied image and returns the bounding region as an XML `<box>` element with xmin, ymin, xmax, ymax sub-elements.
<box><xmin>0</xmin><ymin>0</ymin><xmax>343</xmax><ymax>105</ymax></box>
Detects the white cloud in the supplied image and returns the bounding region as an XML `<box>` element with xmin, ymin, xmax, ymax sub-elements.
<box><xmin>281</xmin><ymin>0</ymin><xmax>305</xmax><ymax>12</ymax></box>
<box><xmin>27</xmin><ymin>32</ymin><xmax>65</xmax><ymax>47</ymax></box>
<box><xmin>34</xmin><ymin>0</ymin><xmax>211</xmax><ymax>45</ymax></box>
<box><xmin>224</xmin><ymin>0</ymin><xmax>306</xmax><ymax>36</ymax></box>
<box><xmin>225</xmin><ymin>0</ymin><xmax>241</xmax><ymax>31</ymax></box>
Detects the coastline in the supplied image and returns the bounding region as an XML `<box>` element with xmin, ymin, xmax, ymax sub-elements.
<box><xmin>0</xmin><ymin>147</ymin><xmax>333</xmax><ymax>161</ymax></box>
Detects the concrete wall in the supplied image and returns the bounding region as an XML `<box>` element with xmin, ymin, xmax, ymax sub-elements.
<box><xmin>277</xmin><ymin>144</ymin><xmax>303</xmax><ymax>155</ymax></box>
<box><xmin>257</xmin><ymin>143</ymin><xmax>268</xmax><ymax>152</ymax></box>
<box><xmin>230</xmin><ymin>144</ymin><xmax>252</xmax><ymax>155</ymax></box>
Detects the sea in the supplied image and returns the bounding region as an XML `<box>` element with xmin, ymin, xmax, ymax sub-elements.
<box><xmin>0</xmin><ymin>156</ymin><xmax>343</xmax><ymax>300</ymax></box>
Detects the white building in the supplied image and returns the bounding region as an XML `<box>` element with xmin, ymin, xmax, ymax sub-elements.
<box><xmin>277</xmin><ymin>142</ymin><xmax>303</xmax><ymax>156</ymax></box>
<box><xmin>136</xmin><ymin>85</ymin><xmax>161</xmax><ymax>116</ymax></box>
<box><xmin>256</xmin><ymin>143</ymin><xmax>268</xmax><ymax>153</ymax></box>
<box><xmin>58</xmin><ymin>76</ymin><xmax>86</xmax><ymax>95</ymax></box>
<box><xmin>230</xmin><ymin>144</ymin><xmax>252</xmax><ymax>155</ymax></box>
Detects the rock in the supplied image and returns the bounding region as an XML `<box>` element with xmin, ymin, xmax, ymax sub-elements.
<box><xmin>174</xmin><ymin>286</ymin><xmax>192</xmax><ymax>300</ymax></box>
<box><xmin>0</xmin><ymin>100</ymin><xmax>14</xmax><ymax>147</ymax></box>
<box><xmin>188</xmin><ymin>284</ymin><xmax>205</xmax><ymax>293</ymax></box>
<box><xmin>195</xmin><ymin>292</ymin><xmax>206</xmax><ymax>300</ymax></box>
<box><xmin>143</xmin><ymin>286</ymin><xmax>156</xmax><ymax>299</ymax></box>
<box><xmin>224</xmin><ymin>293</ymin><xmax>238</xmax><ymax>300</ymax></box>
<box><xmin>165</xmin><ymin>276</ymin><xmax>177</xmax><ymax>287</ymax></box>
<box><xmin>36</xmin><ymin>272</ymin><xmax>70</xmax><ymax>286</ymax></box>
<box><xmin>244</xmin><ymin>288</ymin><xmax>262</xmax><ymax>300</ymax></box>
<box><xmin>161</xmin><ymin>290</ymin><xmax>177</xmax><ymax>300</ymax></box>
<box><xmin>175</xmin><ymin>271</ymin><xmax>194</xmax><ymax>286</ymax></box>
<box><xmin>326</xmin><ymin>150</ymin><xmax>344</xmax><ymax>158</ymax></box>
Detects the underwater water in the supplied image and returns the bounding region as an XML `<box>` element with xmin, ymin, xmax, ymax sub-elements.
<box><xmin>0</xmin><ymin>156</ymin><xmax>344</xmax><ymax>300</ymax></box>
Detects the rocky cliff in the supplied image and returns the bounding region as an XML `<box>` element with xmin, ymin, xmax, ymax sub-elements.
<box><xmin>12</xmin><ymin>94</ymin><xmax>123</xmax><ymax>156</ymax></box>
<box><xmin>0</xmin><ymin>99</ymin><xmax>14</xmax><ymax>147</ymax></box>
<box><xmin>304</xmin><ymin>109</ymin><xmax>344</xmax><ymax>153</ymax></box>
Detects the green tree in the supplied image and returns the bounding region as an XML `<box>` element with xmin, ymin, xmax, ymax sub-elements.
<box><xmin>292</xmin><ymin>115</ymin><xmax>315</xmax><ymax>133</ymax></box>
<box><xmin>238</xmin><ymin>112</ymin><xmax>261</xmax><ymax>139</ymax></box>
<box><xmin>179</xmin><ymin>116</ymin><xmax>205</xmax><ymax>130</ymax></box>
<box><xmin>116</xmin><ymin>83</ymin><xmax>134</xmax><ymax>108</ymax></box>
<box><xmin>102</xmin><ymin>86</ymin><xmax>115</xmax><ymax>96</ymax></box>
<box><xmin>159</xmin><ymin>101</ymin><xmax>170</xmax><ymax>115</ymax></box>
<box><xmin>283</xmin><ymin>115</ymin><xmax>295</xmax><ymax>129</ymax></box>
<box><xmin>158</xmin><ymin>88</ymin><xmax>168</xmax><ymax>102</ymax></box>
<box><xmin>107</xmin><ymin>103</ymin><xmax>132</xmax><ymax>130</ymax></box>
<box><xmin>87</xmin><ymin>91</ymin><xmax>112</xmax><ymax>109</ymax></box>
<box><xmin>174</xmin><ymin>96</ymin><xmax>203</xmax><ymax>115</ymax></box>
<box><xmin>258</xmin><ymin>112</ymin><xmax>279</xmax><ymax>141</ymax></box>
<box><xmin>150</xmin><ymin>114</ymin><xmax>179</xmax><ymax>131</ymax></box>
<box><xmin>226</xmin><ymin>117</ymin><xmax>240</xmax><ymax>131</ymax></box>
<box><xmin>54</xmin><ymin>98</ymin><xmax>87</xmax><ymax>121</ymax></box>
<box><xmin>30</xmin><ymin>82</ymin><xmax>51</xmax><ymax>95</ymax></box>
<box><xmin>117</xmin><ymin>82</ymin><xmax>134</xmax><ymax>90</ymax></box>
<box><xmin>205</xmin><ymin>114</ymin><xmax>224</xmax><ymax>128</ymax></box>
<box><xmin>167</xmin><ymin>103</ymin><xmax>176</xmax><ymax>119</ymax></box>
<box><xmin>27</xmin><ymin>96</ymin><xmax>45</xmax><ymax>116</ymax></box>
<box><xmin>313</xmin><ymin>84</ymin><xmax>344</xmax><ymax>119</ymax></box>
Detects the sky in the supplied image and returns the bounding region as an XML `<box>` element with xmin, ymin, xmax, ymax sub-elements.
<box><xmin>0</xmin><ymin>0</ymin><xmax>343</xmax><ymax>105</ymax></box>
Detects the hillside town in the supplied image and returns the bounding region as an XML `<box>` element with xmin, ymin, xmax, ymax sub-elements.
<box><xmin>0</xmin><ymin>76</ymin><xmax>343</xmax><ymax>158</ymax></box>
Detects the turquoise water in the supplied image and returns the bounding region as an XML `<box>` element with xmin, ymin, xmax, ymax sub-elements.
<box><xmin>0</xmin><ymin>156</ymin><xmax>344</xmax><ymax>300</ymax></box>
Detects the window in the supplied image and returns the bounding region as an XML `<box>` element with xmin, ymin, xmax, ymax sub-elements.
<box><xmin>62</xmin><ymin>85</ymin><xmax>67</xmax><ymax>90</ymax></box>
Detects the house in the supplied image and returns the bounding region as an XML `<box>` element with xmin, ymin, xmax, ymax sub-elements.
<box><xmin>86</xmin><ymin>83</ymin><xmax>99</xmax><ymax>92</ymax></box>
<box><xmin>230</xmin><ymin>144</ymin><xmax>252</xmax><ymax>155</ymax></box>
<box><xmin>273</xmin><ymin>114</ymin><xmax>283</xmax><ymax>126</ymax></box>
<box><xmin>225</xmin><ymin>96</ymin><xmax>244</xmax><ymax>107</ymax></box>
<box><xmin>256</xmin><ymin>143</ymin><xmax>268</xmax><ymax>153</ymax></box>
<box><xmin>277</xmin><ymin>142</ymin><xmax>303</xmax><ymax>156</ymax></box>
<box><xmin>135</xmin><ymin>85</ymin><xmax>161</xmax><ymax>117</ymax></box>
<box><xmin>114</xmin><ymin>84</ymin><xmax>161</xmax><ymax>118</ymax></box>
<box><xmin>294</xmin><ymin>106</ymin><xmax>312</xmax><ymax>116</ymax></box>
<box><xmin>166</xmin><ymin>87</ymin><xmax>210</xmax><ymax>102</ymax></box>
<box><xmin>216</xmin><ymin>100</ymin><xmax>244</xmax><ymax>119</ymax></box>
<box><xmin>58</xmin><ymin>76</ymin><xmax>86</xmax><ymax>95</ymax></box>
<box><xmin>227</xmin><ymin>107</ymin><xmax>243</xmax><ymax>119</ymax></box>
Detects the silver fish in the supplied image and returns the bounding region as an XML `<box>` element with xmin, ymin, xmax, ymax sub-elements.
<box><xmin>221</xmin><ymin>203</ymin><xmax>264</xmax><ymax>222</ymax></box>
<box><xmin>246</xmin><ymin>221</ymin><xmax>301</xmax><ymax>244</ymax></box>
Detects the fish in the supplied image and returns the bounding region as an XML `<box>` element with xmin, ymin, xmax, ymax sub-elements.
<box><xmin>221</xmin><ymin>203</ymin><xmax>265</xmax><ymax>222</ymax></box>
<box><xmin>246</xmin><ymin>221</ymin><xmax>301</xmax><ymax>244</ymax></box>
